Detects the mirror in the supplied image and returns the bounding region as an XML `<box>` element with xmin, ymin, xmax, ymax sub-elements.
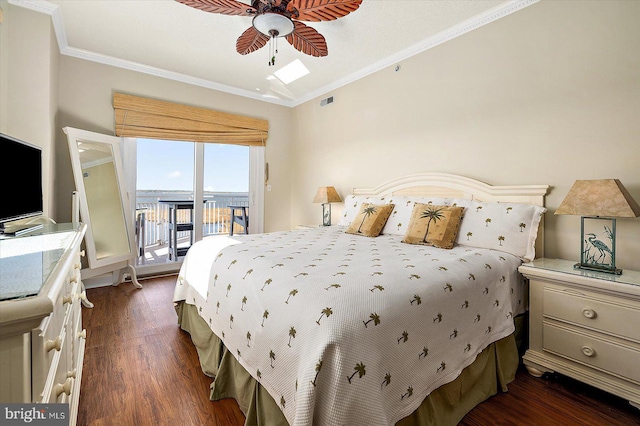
<box><xmin>65</xmin><ymin>127</ymin><xmax>140</xmax><ymax>287</ymax></box>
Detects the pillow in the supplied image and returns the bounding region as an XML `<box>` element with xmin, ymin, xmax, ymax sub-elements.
<box><xmin>338</xmin><ymin>195</ymin><xmax>386</xmax><ymax>226</ymax></box>
<box><xmin>345</xmin><ymin>203</ymin><xmax>395</xmax><ymax>237</ymax></box>
<box><xmin>453</xmin><ymin>199</ymin><xmax>546</xmax><ymax>262</ymax></box>
<box><xmin>401</xmin><ymin>204</ymin><xmax>465</xmax><ymax>249</ymax></box>
<box><xmin>382</xmin><ymin>196</ymin><xmax>456</xmax><ymax>236</ymax></box>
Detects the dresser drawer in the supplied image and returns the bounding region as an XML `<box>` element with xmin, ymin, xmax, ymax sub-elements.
<box><xmin>32</xmin><ymin>274</ymin><xmax>78</xmax><ymax>400</ymax></box>
<box><xmin>42</xmin><ymin>327</ymin><xmax>73</xmax><ymax>404</ymax></box>
<box><xmin>543</xmin><ymin>287</ymin><xmax>640</xmax><ymax>342</ymax></box>
<box><xmin>32</xmin><ymin>299</ymin><xmax>69</xmax><ymax>396</ymax></box>
<box><xmin>67</xmin><ymin>251</ymin><xmax>82</xmax><ymax>291</ymax></box>
<box><xmin>543</xmin><ymin>322</ymin><xmax>640</xmax><ymax>383</ymax></box>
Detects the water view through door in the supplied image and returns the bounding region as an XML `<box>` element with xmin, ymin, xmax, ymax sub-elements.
<box><xmin>135</xmin><ymin>139</ymin><xmax>249</xmax><ymax>266</ymax></box>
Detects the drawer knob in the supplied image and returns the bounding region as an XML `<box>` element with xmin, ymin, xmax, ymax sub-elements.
<box><xmin>54</xmin><ymin>377</ymin><xmax>73</xmax><ymax>397</ymax></box>
<box><xmin>67</xmin><ymin>369</ymin><xmax>77</xmax><ymax>379</ymax></box>
<box><xmin>80</xmin><ymin>250</ymin><xmax>85</xmax><ymax>257</ymax></box>
<box><xmin>46</xmin><ymin>336</ymin><xmax>62</xmax><ymax>352</ymax></box>
<box><xmin>582</xmin><ymin>308</ymin><xmax>596</xmax><ymax>319</ymax></box>
<box><xmin>78</xmin><ymin>329</ymin><xmax>87</xmax><ymax>339</ymax></box>
<box><xmin>581</xmin><ymin>345</ymin><xmax>596</xmax><ymax>357</ymax></box>
<box><xmin>63</xmin><ymin>294</ymin><xmax>74</xmax><ymax>305</ymax></box>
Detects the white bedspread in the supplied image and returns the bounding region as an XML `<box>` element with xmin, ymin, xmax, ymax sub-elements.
<box><xmin>174</xmin><ymin>226</ymin><xmax>525</xmax><ymax>426</ymax></box>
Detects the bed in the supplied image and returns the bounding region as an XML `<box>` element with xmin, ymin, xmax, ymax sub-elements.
<box><xmin>173</xmin><ymin>173</ymin><xmax>548</xmax><ymax>425</ymax></box>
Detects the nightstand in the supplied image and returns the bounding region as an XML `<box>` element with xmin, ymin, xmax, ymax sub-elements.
<box><xmin>519</xmin><ymin>258</ymin><xmax>640</xmax><ymax>409</ymax></box>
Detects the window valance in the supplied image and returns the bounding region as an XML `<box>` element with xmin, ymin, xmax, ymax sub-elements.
<box><xmin>113</xmin><ymin>93</ymin><xmax>268</xmax><ymax>146</ymax></box>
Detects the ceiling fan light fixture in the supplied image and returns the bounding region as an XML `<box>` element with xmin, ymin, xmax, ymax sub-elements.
<box><xmin>252</xmin><ymin>13</ymin><xmax>294</xmax><ymax>38</ymax></box>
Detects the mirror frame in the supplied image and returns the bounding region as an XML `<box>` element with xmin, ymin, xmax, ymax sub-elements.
<box><xmin>64</xmin><ymin>127</ymin><xmax>136</xmax><ymax>270</ymax></box>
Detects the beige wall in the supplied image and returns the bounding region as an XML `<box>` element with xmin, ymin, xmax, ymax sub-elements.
<box><xmin>0</xmin><ymin>1</ymin><xmax>59</xmax><ymax>218</ymax></box>
<box><xmin>55</xmin><ymin>56</ymin><xmax>294</xmax><ymax>232</ymax></box>
<box><xmin>291</xmin><ymin>0</ymin><xmax>640</xmax><ymax>270</ymax></box>
<box><xmin>3</xmin><ymin>1</ymin><xmax>639</xmax><ymax>270</ymax></box>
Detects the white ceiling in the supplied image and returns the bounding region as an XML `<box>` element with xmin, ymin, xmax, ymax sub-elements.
<box><xmin>12</xmin><ymin>0</ymin><xmax>537</xmax><ymax>107</ymax></box>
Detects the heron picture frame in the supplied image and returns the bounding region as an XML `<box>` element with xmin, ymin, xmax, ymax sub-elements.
<box><xmin>578</xmin><ymin>216</ymin><xmax>620</xmax><ymax>274</ymax></box>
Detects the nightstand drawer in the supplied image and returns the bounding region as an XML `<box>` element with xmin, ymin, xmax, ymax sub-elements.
<box><xmin>543</xmin><ymin>287</ymin><xmax>640</xmax><ymax>342</ymax></box>
<box><xmin>543</xmin><ymin>323</ymin><xmax>640</xmax><ymax>383</ymax></box>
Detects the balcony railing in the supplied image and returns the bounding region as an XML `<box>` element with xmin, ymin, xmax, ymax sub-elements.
<box><xmin>135</xmin><ymin>191</ymin><xmax>248</xmax><ymax>264</ymax></box>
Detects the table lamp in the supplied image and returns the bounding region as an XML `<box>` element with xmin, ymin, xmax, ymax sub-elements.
<box><xmin>555</xmin><ymin>179</ymin><xmax>640</xmax><ymax>274</ymax></box>
<box><xmin>313</xmin><ymin>186</ymin><xmax>342</xmax><ymax>226</ymax></box>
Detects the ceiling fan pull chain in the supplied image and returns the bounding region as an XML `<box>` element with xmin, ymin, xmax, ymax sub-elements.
<box><xmin>269</xmin><ymin>34</ymin><xmax>276</xmax><ymax>66</ymax></box>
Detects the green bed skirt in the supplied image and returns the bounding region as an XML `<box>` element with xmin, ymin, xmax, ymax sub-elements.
<box><xmin>176</xmin><ymin>302</ymin><xmax>521</xmax><ymax>426</ymax></box>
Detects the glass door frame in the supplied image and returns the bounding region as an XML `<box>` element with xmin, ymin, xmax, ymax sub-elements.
<box><xmin>121</xmin><ymin>138</ymin><xmax>264</xmax><ymax>276</ymax></box>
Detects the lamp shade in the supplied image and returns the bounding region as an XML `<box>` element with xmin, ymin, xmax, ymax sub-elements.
<box><xmin>555</xmin><ymin>179</ymin><xmax>640</xmax><ymax>217</ymax></box>
<box><xmin>313</xmin><ymin>186</ymin><xmax>342</xmax><ymax>204</ymax></box>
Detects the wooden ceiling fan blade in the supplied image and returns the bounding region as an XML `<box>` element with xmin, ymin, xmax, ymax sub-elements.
<box><xmin>285</xmin><ymin>21</ymin><xmax>328</xmax><ymax>57</ymax></box>
<box><xmin>176</xmin><ymin>0</ymin><xmax>256</xmax><ymax>16</ymax></box>
<box><xmin>289</xmin><ymin>0</ymin><xmax>362</xmax><ymax>22</ymax></box>
<box><xmin>236</xmin><ymin>26</ymin><xmax>270</xmax><ymax>55</ymax></box>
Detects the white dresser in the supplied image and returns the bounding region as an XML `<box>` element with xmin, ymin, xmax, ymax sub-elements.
<box><xmin>519</xmin><ymin>258</ymin><xmax>640</xmax><ymax>409</ymax></box>
<box><xmin>0</xmin><ymin>223</ymin><xmax>88</xmax><ymax>425</ymax></box>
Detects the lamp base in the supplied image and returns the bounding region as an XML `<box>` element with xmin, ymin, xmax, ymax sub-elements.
<box><xmin>322</xmin><ymin>203</ymin><xmax>331</xmax><ymax>226</ymax></box>
<box><xmin>573</xmin><ymin>262</ymin><xmax>622</xmax><ymax>275</ymax></box>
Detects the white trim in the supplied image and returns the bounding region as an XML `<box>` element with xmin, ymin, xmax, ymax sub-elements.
<box><xmin>62</xmin><ymin>45</ymin><xmax>294</xmax><ymax>107</ymax></box>
<box><xmin>249</xmin><ymin>146</ymin><xmax>265</xmax><ymax>234</ymax></box>
<box><xmin>193</xmin><ymin>143</ymin><xmax>205</xmax><ymax>242</ymax></box>
<box><xmin>10</xmin><ymin>0</ymin><xmax>539</xmax><ymax>108</ymax></box>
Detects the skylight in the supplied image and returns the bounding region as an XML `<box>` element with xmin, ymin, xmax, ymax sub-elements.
<box><xmin>274</xmin><ymin>59</ymin><xmax>310</xmax><ymax>84</ymax></box>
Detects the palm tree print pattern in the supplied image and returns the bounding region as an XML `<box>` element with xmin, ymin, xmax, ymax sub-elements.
<box><xmin>176</xmin><ymin>224</ymin><xmax>526</xmax><ymax>425</ymax></box>
<box><xmin>347</xmin><ymin>362</ymin><xmax>366</xmax><ymax>383</ymax></box>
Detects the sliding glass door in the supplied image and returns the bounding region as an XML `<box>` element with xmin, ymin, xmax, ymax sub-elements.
<box><xmin>203</xmin><ymin>143</ymin><xmax>249</xmax><ymax>236</ymax></box>
<box><xmin>121</xmin><ymin>138</ymin><xmax>263</xmax><ymax>275</ymax></box>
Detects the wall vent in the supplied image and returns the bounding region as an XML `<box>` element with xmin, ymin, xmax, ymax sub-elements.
<box><xmin>320</xmin><ymin>96</ymin><xmax>334</xmax><ymax>107</ymax></box>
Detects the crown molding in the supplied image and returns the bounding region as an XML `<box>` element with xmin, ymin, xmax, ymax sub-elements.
<box><xmin>291</xmin><ymin>0</ymin><xmax>539</xmax><ymax>107</ymax></box>
<box><xmin>61</xmin><ymin>45</ymin><xmax>294</xmax><ymax>107</ymax></box>
<box><xmin>8</xmin><ymin>0</ymin><xmax>295</xmax><ymax>107</ymax></box>
<box><xmin>9</xmin><ymin>0</ymin><xmax>538</xmax><ymax>109</ymax></box>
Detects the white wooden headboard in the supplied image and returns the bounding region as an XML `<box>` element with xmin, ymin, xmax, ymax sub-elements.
<box><xmin>352</xmin><ymin>172</ymin><xmax>549</xmax><ymax>258</ymax></box>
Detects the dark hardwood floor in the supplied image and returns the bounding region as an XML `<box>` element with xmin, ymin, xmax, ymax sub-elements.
<box><xmin>78</xmin><ymin>275</ymin><xmax>640</xmax><ymax>426</ymax></box>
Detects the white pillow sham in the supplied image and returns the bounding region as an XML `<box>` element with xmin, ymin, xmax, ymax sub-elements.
<box><xmin>341</xmin><ymin>195</ymin><xmax>546</xmax><ymax>261</ymax></box>
<box><xmin>453</xmin><ymin>199</ymin><xmax>546</xmax><ymax>262</ymax></box>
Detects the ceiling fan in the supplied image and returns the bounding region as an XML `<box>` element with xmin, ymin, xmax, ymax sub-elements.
<box><xmin>176</xmin><ymin>0</ymin><xmax>362</xmax><ymax>66</ymax></box>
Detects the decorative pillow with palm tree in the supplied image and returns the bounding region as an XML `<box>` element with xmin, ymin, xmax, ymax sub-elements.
<box><xmin>338</xmin><ymin>195</ymin><xmax>386</xmax><ymax>226</ymax></box>
<box><xmin>402</xmin><ymin>203</ymin><xmax>465</xmax><ymax>249</ymax></box>
<box><xmin>345</xmin><ymin>203</ymin><xmax>395</xmax><ymax>237</ymax></box>
<box><xmin>382</xmin><ymin>196</ymin><xmax>454</xmax><ymax>236</ymax></box>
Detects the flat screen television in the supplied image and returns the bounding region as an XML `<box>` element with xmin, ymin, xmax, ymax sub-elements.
<box><xmin>0</xmin><ymin>133</ymin><xmax>44</xmax><ymax>234</ymax></box>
